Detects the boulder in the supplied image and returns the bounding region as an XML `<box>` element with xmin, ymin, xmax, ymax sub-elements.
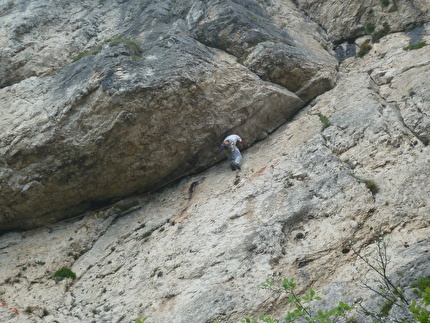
<box><xmin>0</xmin><ymin>0</ymin><xmax>339</xmax><ymax>230</ymax></box>
<box><xmin>0</xmin><ymin>38</ymin><xmax>304</xmax><ymax>231</ymax></box>
<box><xmin>189</xmin><ymin>0</ymin><xmax>338</xmax><ymax>102</ymax></box>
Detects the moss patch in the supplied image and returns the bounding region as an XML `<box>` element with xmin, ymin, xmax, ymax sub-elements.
<box><xmin>403</xmin><ymin>42</ymin><xmax>427</xmax><ymax>51</ymax></box>
<box><xmin>317</xmin><ymin>113</ymin><xmax>331</xmax><ymax>130</ymax></box>
<box><xmin>73</xmin><ymin>38</ymin><xmax>143</xmax><ymax>62</ymax></box>
<box><xmin>350</xmin><ymin>173</ymin><xmax>379</xmax><ymax>195</ymax></box>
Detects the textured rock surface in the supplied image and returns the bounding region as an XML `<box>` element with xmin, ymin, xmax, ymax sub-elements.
<box><xmin>0</xmin><ymin>0</ymin><xmax>429</xmax><ymax>322</ymax></box>
<box><xmin>0</xmin><ymin>25</ymin><xmax>429</xmax><ymax>322</ymax></box>
<box><xmin>0</xmin><ymin>43</ymin><xmax>304</xmax><ymax>230</ymax></box>
<box><xmin>295</xmin><ymin>0</ymin><xmax>430</xmax><ymax>42</ymax></box>
<box><xmin>0</xmin><ymin>0</ymin><xmax>338</xmax><ymax>230</ymax></box>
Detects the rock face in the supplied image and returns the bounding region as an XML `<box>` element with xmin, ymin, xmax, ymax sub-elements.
<box><xmin>0</xmin><ymin>0</ymin><xmax>429</xmax><ymax>323</ymax></box>
<box><xmin>0</xmin><ymin>0</ymin><xmax>337</xmax><ymax>230</ymax></box>
<box><xmin>296</xmin><ymin>0</ymin><xmax>430</xmax><ymax>41</ymax></box>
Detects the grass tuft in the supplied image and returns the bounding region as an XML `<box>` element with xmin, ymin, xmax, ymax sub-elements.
<box><xmin>317</xmin><ymin>113</ymin><xmax>331</xmax><ymax>130</ymax></box>
<box><xmin>350</xmin><ymin>173</ymin><xmax>379</xmax><ymax>194</ymax></box>
<box><xmin>73</xmin><ymin>38</ymin><xmax>143</xmax><ymax>62</ymax></box>
<box><xmin>371</xmin><ymin>23</ymin><xmax>390</xmax><ymax>43</ymax></box>
<box><xmin>403</xmin><ymin>42</ymin><xmax>427</xmax><ymax>51</ymax></box>
<box><xmin>357</xmin><ymin>39</ymin><xmax>372</xmax><ymax>57</ymax></box>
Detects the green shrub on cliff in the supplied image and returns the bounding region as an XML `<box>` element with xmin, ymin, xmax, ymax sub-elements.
<box><xmin>53</xmin><ymin>267</ymin><xmax>76</xmax><ymax>280</ymax></box>
<box><xmin>317</xmin><ymin>113</ymin><xmax>331</xmax><ymax>130</ymax></box>
<box><xmin>371</xmin><ymin>23</ymin><xmax>390</xmax><ymax>43</ymax></box>
<box><xmin>357</xmin><ymin>39</ymin><xmax>372</xmax><ymax>57</ymax></box>
<box><xmin>73</xmin><ymin>38</ymin><xmax>143</xmax><ymax>61</ymax></box>
<box><xmin>410</xmin><ymin>277</ymin><xmax>430</xmax><ymax>323</ymax></box>
<box><xmin>403</xmin><ymin>42</ymin><xmax>427</xmax><ymax>51</ymax></box>
<box><xmin>380</xmin><ymin>0</ymin><xmax>390</xmax><ymax>7</ymax></box>
<box><xmin>242</xmin><ymin>278</ymin><xmax>353</xmax><ymax>323</ymax></box>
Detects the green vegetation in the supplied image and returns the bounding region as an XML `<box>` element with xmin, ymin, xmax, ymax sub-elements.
<box><xmin>351</xmin><ymin>234</ymin><xmax>430</xmax><ymax>322</ymax></box>
<box><xmin>135</xmin><ymin>317</ymin><xmax>151</xmax><ymax>323</ymax></box>
<box><xmin>357</xmin><ymin>39</ymin><xmax>372</xmax><ymax>57</ymax></box>
<box><xmin>380</xmin><ymin>0</ymin><xmax>390</xmax><ymax>7</ymax></box>
<box><xmin>24</xmin><ymin>306</ymin><xmax>48</xmax><ymax>315</ymax></box>
<box><xmin>242</xmin><ymin>278</ymin><xmax>353</xmax><ymax>322</ymax></box>
<box><xmin>141</xmin><ymin>230</ymin><xmax>153</xmax><ymax>239</ymax></box>
<box><xmin>364</xmin><ymin>23</ymin><xmax>376</xmax><ymax>34</ymax></box>
<box><xmin>350</xmin><ymin>173</ymin><xmax>379</xmax><ymax>194</ymax></box>
<box><xmin>357</xmin><ymin>21</ymin><xmax>391</xmax><ymax>57</ymax></box>
<box><xmin>403</xmin><ymin>42</ymin><xmax>427</xmax><ymax>51</ymax></box>
<box><xmin>371</xmin><ymin>23</ymin><xmax>390</xmax><ymax>43</ymax></box>
<box><xmin>317</xmin><ymin>113</ymin><xmax>331</xmax><ymax>130</ymax></box>
<box><xmin>410</xmin><ymin>288</ymin><xmax>430</xmax><ymax>323</ymax></box>
<box><xmin>410</xmin><ymin>276</ymin><xmax>430</xmax><ymax>322</ymax></box>
<box><xmin>380</xmin><ymin>299</ymin><xmax>395</xmax><ymax>317</ymax></box>
<box><xmin>53</xmin><ymin>267</ymin><xmax>76</xmax><ymax>280</ymax></box>
<box><xmin>73</xmin><ymin>44</ymin><xmax>103</xmax><ymax>62</ymax></box>
<box><xmin>108</xmin><ymin>38</ymin><xmax>144</xmax><ymax>60</ymax></box>
<box><xmin>73</xmin><ymin>38</ymin><xmax>143</xmax><ymax>62</ymax></box>
<box><xmin>411</xmin><ymin>277</ymin><xmax>430</xmax><ymax>292</ymax></box>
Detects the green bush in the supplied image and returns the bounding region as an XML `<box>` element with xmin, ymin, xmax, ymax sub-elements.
<box><xmin>410</xmin><ymin>278</ymin><xmax>430</xmax><ymax>323</ymax></box>
<box><xmin>53</xmin><ymin>267</ymin><xmax>76</xmax><ymax>280</ymax></box>
<box><xmin>411</xmin><ymin>277</ymin><xmax>430</xmax><ymax>293</ymax></box>
<box><xmin>380</xmin><ymin>0</ymin><xmax>390</xmax><ymax>7</ymax></box>
<box><xmin>364</xmin><ymin>23</ymin><xmax>376</xmax><ymax>34</ymax></box>
<box><xmin>410</xmin><ymin>288</ymin><xmax>430</xmax><ymax>322</ymax></box>
<box><xmin>351</xmin><ymin>235</ymin><xmax>430</xmax><ymax>322</ymax></box>
<box><xmin>242</xmin><ymin>278</ymin><xmax>353</xmax><ymax>323</ymax></box>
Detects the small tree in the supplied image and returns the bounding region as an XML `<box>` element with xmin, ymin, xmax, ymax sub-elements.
<box><xmin>243</xmin><ymin>278</ymin><xmax>353</xmax><ymax>323</ymax></box>
<box><xmin>351</xmin><ymin>233</ymin><xmax>429</xmax><ymax>322</ymax></box>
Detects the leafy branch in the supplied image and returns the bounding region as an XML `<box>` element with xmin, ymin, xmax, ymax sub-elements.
<box><xmin>242</xmin><ymin>278</ymin><xmax>353</xmax><ymax>323</ymax></box>
<box><xmin>350</xmin><ymin>233</ymin><xmax>429</xmax><ymax>322</ymax></box>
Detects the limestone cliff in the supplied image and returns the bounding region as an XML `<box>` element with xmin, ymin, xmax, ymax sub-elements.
<box><xmin>0</xmin><ymin>0</ymin><xmax>429</xmax><ymax>322</ymax></box>
<box><xmin>0</xmin><ymin>0</ymin><xmax>338</xmax><ymax>230</ymax></box>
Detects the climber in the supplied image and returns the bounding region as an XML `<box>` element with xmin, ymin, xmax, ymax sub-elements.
<box><xmin>219</xmin><ymin>134</ymin><xmax>249</xmax><ymax>171</ymax></box>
